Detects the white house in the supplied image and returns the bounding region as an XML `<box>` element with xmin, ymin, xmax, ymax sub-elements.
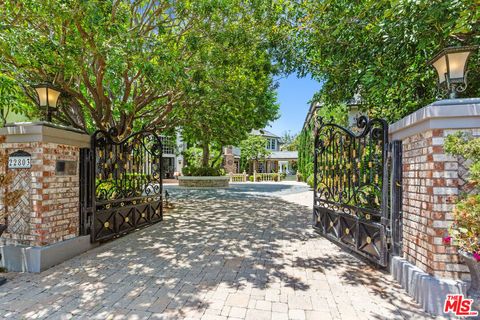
<box><xmin>223</xmin><ymin>129</ymin><xmax>298</xmax><ymax>174</ymax></box>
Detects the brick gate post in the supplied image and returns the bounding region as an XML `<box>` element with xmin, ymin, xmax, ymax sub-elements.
<box><xmin>0</xmin><ymin>122</ymin><xmax>95</xmax><ymax>272</ymax></box>
<box><xmin>388</xmin><ymin>98</ymin><xmax>480</xmax><ymax>315</ymax></box>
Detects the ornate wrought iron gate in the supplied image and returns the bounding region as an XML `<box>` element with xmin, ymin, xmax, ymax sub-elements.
<box><xmin>313</xmin><ymin>116</ymin><xmax>402</xmax><ymax>267</ymax></box>
<box><xmin>80</xmin><ymin>129</ymin><xmax>163</xmax><ymax>242</ymax></box>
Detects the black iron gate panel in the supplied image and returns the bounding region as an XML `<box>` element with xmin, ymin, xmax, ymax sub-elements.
<box><xmin>313</xmin><ymin>116</ymin><xmax>399</xmax><ymax>267</ymax></box>
<box><xmin>81</xmin><ymin>129</ymin><xmax>163</xmax><ymax>242</ymax></box>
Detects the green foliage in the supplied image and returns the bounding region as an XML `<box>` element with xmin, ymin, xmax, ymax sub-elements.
<box><xmin>239</xmin><ymin>134</ymin><xmax>272</xmax><ymax>173</ymax></box>
<box><xmin>176</xmin><ymin>0</ymin><xmax>285</xmax><ymax>165</ymax></box>
<box><xmin>445</xmin><ymin>132</ymin><xmax>480</xmax><ymax>184</ymax></box>
<box><xmin>0</xmin><ymin>74</ymin><xmax>36</xmax><ymax>126</ymax></box>
<box><xmin>297</xmin><ymin>103</ymin><xmax>349</xmax><ymax>181</ymax></box>
<box><xmin>280</xmin><ymin>131</ymin><xmax>299</xmax><ymax>151</ymax></box>
<box><xmin>296</xmin><ymin>0</ymin><xmax>480</xmax><ymax>122</ymax></box>
<box><xmin>448</xmin><ymin>195</ymin><xmax>480</xmax><ymax>254</ymax></box>
<box><xmin>445</xmin><ymin>132</ymin><xmax>480</xmax><ymax>254</ymax></box>
<box><xmin>306</xmin><ymin>174</ymin><xmax>314</xmax><ymax>188</ymax></box>
<box><xmin>182</xmin><ymin>166</ymin><xmax>224</xmax><ymax>177</ymax></box>
<box><xmin>96</xmin><ymin>173</ymin><xmax>149</xmax><ymax>198</ymax></box>
<box><xmin>182</xmin><ymin>146</ymin><xmax>222</xmax><ymax>169</ymax></box>
<box><xmin>249</xmin><ymin>175</ymin><xmax>254</xmax><ymax>182</ymax></box>
<box><xmin>0</xmin><ymin>0</ymin><xmax>289</xmax><ymax>137</ymax></box>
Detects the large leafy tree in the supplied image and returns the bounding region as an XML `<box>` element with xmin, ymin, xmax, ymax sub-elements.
<box><xmin>179</xmin><ymin>71</ymin><xmax>279</xmax><ymax>167</ymax></box>
<box><xmin>239</xmin><ymin>134</ymin><xmax>271</xmax><ymax>173</ymax></box>
<box><xmin>0</xmin><ymin>73</ymin><xmax>36</xmax><ymax>126</ymax></box>
<box><xmin>0</xmin><ymin>0</ymin><xmax>290</xmax><ymax>139</ymax></box>
<box><xmin>297</xmin><ymin>0</ymin><xmax>480</xmax><ymax>121</ymax></box>
<box><xmin>176</xmin><ymin>1</ymin><xmax>292</xmax><ymax>167</ymax></box>
<box><xmin>280</xmin><ymin>131</ymin><xmax>298</xmax><ymax>151</ymax></box>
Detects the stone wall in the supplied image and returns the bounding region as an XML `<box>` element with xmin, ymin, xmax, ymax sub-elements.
<box><xmin>178</xmin><ymin>176</ymin><xmax>230</xmax><ymax>187</ymax></box>
<box><xmin>0</xmin><ymin>124</ymin><xmax>89</xmax><ymax>247</ymax></box>
<box><xmin>390</xmin><ymin>98</ymin><xmax>480</xmax><ymax>281</ymax></box>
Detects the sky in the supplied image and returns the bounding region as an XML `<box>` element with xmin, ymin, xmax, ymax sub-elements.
<box><xmin>267</xmin><ymin>74</ymin><xmax>321</xmax><ymax>137</ymax></box>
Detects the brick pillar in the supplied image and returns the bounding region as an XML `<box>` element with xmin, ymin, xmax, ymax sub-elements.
<box><xmin>0</xmin><ymin>123</ymin><xmax>90</xmax><ymax>247</ymax></box>
<box><xmin>223</xmin><ymin>146</ymin><xmax>236</xmax><ymax>173</ymax></box>
<box><xmin>390</xmin><ymin>98</ymin><xmax>480</xmax><ymax>281</ymax></box>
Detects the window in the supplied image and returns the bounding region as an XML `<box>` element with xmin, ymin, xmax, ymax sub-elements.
<box><xmin>160</xmin><ymin>136</ymin><xmax>175</xmax><ymax>154</ymax></box>
<box><xmin>266</xmin><ymin>138</ymin><xmax>276</xmax><ymax>150</ymax></box>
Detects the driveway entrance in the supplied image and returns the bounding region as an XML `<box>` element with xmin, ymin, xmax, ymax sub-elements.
<box><xmin>0</xmin><ymin>183</ymin><xmax>430</xmax><ymax>319</ymax></box>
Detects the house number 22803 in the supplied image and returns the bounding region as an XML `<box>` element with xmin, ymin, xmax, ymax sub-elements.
<box><xmin>8</xmin><ymin>154</ymin><xmax>32</xmax><ymax>169</ymax></box>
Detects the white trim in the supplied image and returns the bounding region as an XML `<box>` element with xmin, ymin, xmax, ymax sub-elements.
<box><xmin>389</xmin><ymin>98</ymin><xmax>480</xmax><ymax>140</ymax></box>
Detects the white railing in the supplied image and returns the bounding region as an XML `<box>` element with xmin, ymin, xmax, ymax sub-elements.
<box><xmin>252</xmin><ymin>171</ymin><xmax>281</xmax><ymax>182</ymax></box>
<box><xmin>229</xmin><ymin>171</ymin><xmax>248</xmax><ymax>182</ymax></box>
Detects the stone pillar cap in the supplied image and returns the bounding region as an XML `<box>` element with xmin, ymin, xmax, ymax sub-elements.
<box><xmin>389</xmin><ymin>98</ymin><xmax>480</xmax><ymax>140</ymax></box>
<box><xmin>0</xmin><ymin>122</ymin><xmax>90</xmax><ymax>148</ymax></box>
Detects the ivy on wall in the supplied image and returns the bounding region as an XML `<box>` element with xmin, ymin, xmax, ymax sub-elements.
<box><xmin>298</xmin><ymin>104</ymin><xmax>348</xmax><ymax>186</ymax></box>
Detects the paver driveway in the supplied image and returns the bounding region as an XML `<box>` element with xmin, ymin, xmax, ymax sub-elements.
<box><xmin>0</xmin><ymin>182</ymin><xmax>432</xmax><ymax>319</ymax></box>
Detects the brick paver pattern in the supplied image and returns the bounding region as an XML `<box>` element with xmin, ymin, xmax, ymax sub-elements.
<box><xmin>0</xmin><ymin>183</ymin><xmax>433</xmax><ymax>319</ymax></box>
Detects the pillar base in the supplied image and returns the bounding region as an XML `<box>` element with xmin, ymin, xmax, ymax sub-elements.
<box><xmin>391</xmin><ymin>256</ymin><xmax>467</xmax><ymax>316</ymax></box>
<box><xmin>0</xmin><ymin>235</ymin><xmax>97</xmax><ymax>273</ymax></box>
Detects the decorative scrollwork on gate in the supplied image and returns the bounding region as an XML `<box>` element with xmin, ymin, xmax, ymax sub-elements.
<box><xmin>94</xmin><ymin>129</ymin><xmax>162</xmax><ymax>203</ymax></box>
<box><xmin>88</xmin><ymin>129</ymin><xmax>163</xmax><ymax>242</ymax></box>
<box><xmin>313</xmin><ymin>116</ymin><xmax>388</xmax><ymax>220</ymax></box>
<box><xmin>313</xmin><ymin>115</ymin><xmax>391</xmax><ymax>267</ymax></box>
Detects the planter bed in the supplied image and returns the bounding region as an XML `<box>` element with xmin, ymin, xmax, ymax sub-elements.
<box><xmin>178</xmin><ymin>176</ymin><xmax>230</xmax><ymax>188</ymax></box>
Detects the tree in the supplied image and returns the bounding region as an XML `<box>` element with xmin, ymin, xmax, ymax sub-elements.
<box><xmin>296</xmin><ymin>0</ymin><xmax>480</xmax><ymax>122</ymax></box>
<box><xmin>280</xmin><ymin>131</ymin><xmax>299</xmax><ymax>151</ymax></box>
<box><xmin>297</xmin><ymin>102</ymin><xmax>348</xmax><ymax>180</ymax></box>
<box><xmin>175</xmin><ymin>1</ymin><xmax>292</xmax><ymax>167</ymax></box>
<box><xmin>0</xmin><ymin>0</ymin><xmax>289</xmax><ymax>139</ymax></box>
<box><xmin>0</xmin><ymin>73</ymin><xmax>36</xmax><ymax>126</ymax></box>
<box><xmin>239</xmin><ymin>135</ymin><xmax>271</xmax><ymax>173</ymax></box>
<box><xmin>179</xmin><ymin>75</ymin><xmax>279</xmax><ymax>167</ymax></box>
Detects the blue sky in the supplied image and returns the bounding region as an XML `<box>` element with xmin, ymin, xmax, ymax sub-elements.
<box><xmin>267</xmin><ymin>74</ymin><xmax>321</xmax><ymax>136</ymax></box>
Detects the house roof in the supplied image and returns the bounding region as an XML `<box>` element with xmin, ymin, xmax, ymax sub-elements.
<box><xmin>251</xmin><ymin>129</ymin><xmax>281</xmax><ymax>139</ymax></box>
<box><xmin>232</xmin><ymin>147</ymin><xmax>241</xmax><ymax>157</ymax></box>
<box><xmin>267</xmin><ymin>151</ymin><xmax>298</xmax><ymax>160</ymax></box>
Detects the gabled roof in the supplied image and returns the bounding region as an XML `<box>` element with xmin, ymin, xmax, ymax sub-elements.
<box><xmin>251</xmin><ymin>129</ymin><xmax>281</xmax><ymax>139</ymax></box>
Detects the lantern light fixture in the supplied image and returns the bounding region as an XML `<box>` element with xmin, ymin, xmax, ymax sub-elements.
<box><xmin>32</xmin><ymin>83</ymin><xmax>61</xmax><ymax>122</ymax></box>
<box><xmin>428</xmin><ymin>45</ymin><xmax>477</xmax><ymax>99</ymax></box>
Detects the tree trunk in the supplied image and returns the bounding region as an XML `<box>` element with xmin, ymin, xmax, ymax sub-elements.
<box><xmin>202</xmin><ymin>143</ymin><xmax>210</xmax><ymax>167</ymax></box>
<box><xmin>210</xmin><ymin>147</ymin><xmax>223</xmax><ymax>168</ymax></box>
<box><xmin>184</xmin><ymin>141</ymin><xmax>192</xmax><ymax>167</ymax></box>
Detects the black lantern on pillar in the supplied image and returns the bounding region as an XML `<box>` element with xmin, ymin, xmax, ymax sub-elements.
<box><xmin>428</xmin><ymin>46</ymin><xmax>477</xmax><ymax>99</ymax></box>
<box><xmin>32</xmin><ymin>83</ymin><xmax>62</xmax><ymax>122</ymax></box>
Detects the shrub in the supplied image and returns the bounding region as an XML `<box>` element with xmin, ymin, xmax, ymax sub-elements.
<box><xmin>444</xmin><ymin>132</ymin><xmax>480</xmax><ymax>257</ymax></box>
<box><xmin>280</xmin><ymin>172</ymin><xmax>287</xmax><ymax>180</ymax></box>
<box><xmin>183</xmin><ymin>166</ymin><xmax>224</xmax><ymax>176</ymax></box>
<box><xmin>447</xmin><ymin>195</ymin><xmax>480</xmax><ymax>255</ymax></box>
<box><xmin>272</xmin><ymin>173</ymin><xmax>279</xmax><ymax>182</ymax></box>
<box><xmin>249</xmin><ymin>175</ymin><xmax>254</xmax><ymax>182</ymax></box>
<box><xmin>306</xmin><ymin>174</ymin><xmax>314</xmax><ymax>188</ymax></box>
